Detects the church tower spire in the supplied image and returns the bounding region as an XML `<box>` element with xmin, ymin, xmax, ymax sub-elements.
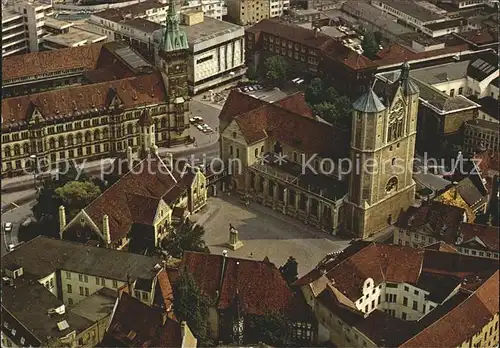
<box><xmin>161</xmin><ymin>0</ymin><xmax>188</xmax><ymax>52</ymax></box>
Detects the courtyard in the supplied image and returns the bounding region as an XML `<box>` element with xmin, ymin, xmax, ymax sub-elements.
<box><xmin>191</xmin><ymin>195</ymin><xmax>351</xmax><ymax>276</ymax></box>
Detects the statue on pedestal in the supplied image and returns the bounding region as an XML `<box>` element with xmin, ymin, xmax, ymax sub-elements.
<box><xmin>227</xmin><ymin>224</ymin><xmax>244</xmax><ymax>251</ymax></box>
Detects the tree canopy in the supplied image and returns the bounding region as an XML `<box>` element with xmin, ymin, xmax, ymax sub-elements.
<box><xmin>161</xmin><ymin>218</ymin><xmax>210</xmax><ymax>258</ymax></box>
<box><xmin>248</xmin><ymin>311</ymin><xmax>290</xmax><ymax>346</ymax></box>
<box><xmin>280</xmin><ymin>256</ymin><xmax>299</xmax><ymax>286</ymax></box>
<box><xmin>55</xmin><ymin>181</ymin><xmax>101</xmax><ymax>219</ymax></box>
<box><xmin>264</xmin><ymin>56</ymin><xmax>289</xmax><ymax>87</ymax></box>
<box><xmin>361</xmin><ymin>30</ymin><xmax>379</xmax><ymax>60</ymax></box>
<box><xmin>173</xmin><ymin>270</ymin><xmax>213</xmax><ymax>347</ymax></box>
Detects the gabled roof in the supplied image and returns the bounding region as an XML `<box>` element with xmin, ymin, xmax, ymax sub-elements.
<box><xmin>425</xmin><ymin>241</ymin><xmax>459</xmax><ymax>253</ymax></box>
<box><xmin>180</xmin><ymin>252</ymin><xmax>310</xmax><ymax>320</ymax></box>
<box><xmin>80</xmin><ymin>154</ymin><xmax>191</xmax><ymax>242</ymax></box>
<box><xmin>153</xmin><ymin>269</ymin><xmax>175</xmax><ymax>316</ymax></box>
<box><xmin>220</xmin><ymin>91</ymin><xmax>349</xmax><ymax>159</ymax></box>
<box><xmin>101</xmin><ymin>292</ymin><xmax>182</xmax><ymax>347</ymax></box>
<box><xmin>458</xmin><ymin>223</ymin><xmax>499</xmax><ymax>252</ymax></box>
<box><xmin>275</xmin><ymin>92</ymin><xmax>315</xmax><ymax>118</ymax></box>
<box><xmin>2</xmin><ymin>73</ymin><xmax>166</xmax><ymax>130</ymax></box>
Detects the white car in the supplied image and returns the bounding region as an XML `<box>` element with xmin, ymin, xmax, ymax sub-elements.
<box><xmin>4</xmin><ymin>222</ymin><xmax>12</xmax><ymax>233</ymax></box>
<box><xmin>196</xmin><ymin>124</ymin><xmax>204</xmax><ymax>131</ymax></box>
<box><xmin>189</xmin><ymin>117</ymin><xmax>197</xmax><ymax>123</ymax></box>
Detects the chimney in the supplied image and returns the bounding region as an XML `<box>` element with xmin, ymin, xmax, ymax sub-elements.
<box><xmin>162</xmin><ymin>259</ymin><xmax>167</xmax><ymax>272</ymax></box>
<box><xmin>127</xmin><ymin>274</ymin><xmax>133</xmax><ymax>296</ymax></box>
<box><xmin>127</xmin><ymin>146</ymin><xmax>133</xmax><ymax>171</ymax></box>
<box><xmin>59</xmin><ymin>205</ymin><xmax>66</xmax><ymax>232</ymax></box>
<box><xmin>103</xmin><ymin>215</ymin><xmax>111</xmax><ymax>245</ymax></box>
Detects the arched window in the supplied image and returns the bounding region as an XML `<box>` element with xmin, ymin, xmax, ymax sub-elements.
<box><xmin>4</xmin><ymin>146</ymin><xmax>11</xmax><ymax>157</ymax></box>
<box><xmin>255</xmin><ymin>148</ymin><xmax>258</xmax><ymax>158</ymax></box>
<box><xmin>260</xmin><ymin>145</ymin><xmax>264</xmax><ymax>153</ymax></box>
<box><xmin>58</xmin><ymin>136</ymin><xmax>65</xmax><ymax>148</ymax></box>
<box><xmin>23</xmin><ymin>143</ymin><xmax>29</xmax><ymax>155</ymax></box>
<box><xmin>76</xmin><ymin>133</ymin><xmax>83</xmax><ymax>144</ymax></box>
<box><xmin>391</xmin><ymin>158</ymin><xmax>396</xmax><ymax>166</ymax></box>
<box><xmin>49</xmin><ymin>138</ymin><xmax>56</xmax><ymax>149</ymax></box>
<box><xmin>103</xmin><ymin>128</ymin><xmax>109</xmax><ymax>139</ymax></box>
<box><xmin>161</xmin><ymin>117</ymin><xmax>167</xmax><ymax>128</ymax></box>
<box><xmin>385</xmin><ymin>177</ymin><xmax>398</xmax><ymax>193</ymax></box>
<box><xmin>230</xmin><ymin>145</ymin><xmax>233</xmax><ymax>156</ymax></box>
<box><xmin>127</xmin><ymin>124</ymin><xmax>133</xmax><ymax>135</ymax></box>
<box><xmin>84</xmin><ymin>131</ymin><xmax>91</xmax><ymax>143</ymax></box>
<box><xmin>14</xmin><ymin>144</ymin><xmax>20</xmax><ymax>156</ymax></box>
<box><xmin>94</xmin><ymin>129</ymin><xmax>100</xmax><ymax>141</ymax></box>
<box><xmin>67</xmin><ymin>134</ymin><xmax>74</xmax><ymax>145</ymax></box>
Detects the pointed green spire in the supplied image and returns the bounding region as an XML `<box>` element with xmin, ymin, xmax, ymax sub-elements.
<box><xmin>161</xmin><ymin>0</ymin><xmax>189</xmax><ymax>52</ymax></box>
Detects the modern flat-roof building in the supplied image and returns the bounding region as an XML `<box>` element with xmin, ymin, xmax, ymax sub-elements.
<box><xmin>1</xmin><ymin>0</ymin><xmax>53</xmax><ymax>57</ymax></box>
<box><xmin>42</xmin><ymin>17</ymin><xmax>107</xmax><ymax>50</ymax></box>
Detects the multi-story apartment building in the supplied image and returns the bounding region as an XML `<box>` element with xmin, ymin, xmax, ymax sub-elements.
<box><xmin>295</xmin><ymin>241</ymin><xmax>499</xmax><ymax>347</ymax></box>
<box><xmin>226</xmin><ymin>0</ymin><xmax>271</xmax><ymax>25</ymax></box>
<box><xmin>1</xmin><ymin>0</ymin><xmax>53</xmax><ymax>57</ymax></box>
<box><xmin>464</xmin><ymin>118</ymin><xmax>499</xmax><ymax>155</ymax></box>
<box><xmin>1</xmin><ymin>236</ymin><xmax>174</xmax><ymax>347</ymax></box>
<box><xmin>394</xmin><ymin>201</ymin><xmax>499</xmax><ymax>259</ymax></box>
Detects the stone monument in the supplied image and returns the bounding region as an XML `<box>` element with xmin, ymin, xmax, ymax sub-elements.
<box><xmin>227</xmin><ymin>224</ymin><xmax>244</xmax><ymax>251</ymax></box>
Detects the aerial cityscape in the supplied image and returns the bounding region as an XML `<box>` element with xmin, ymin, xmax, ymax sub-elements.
<box><xmin>1</xmin><ymin>0</ymin><xmax>499</xmax><ymax>346</ymax></box>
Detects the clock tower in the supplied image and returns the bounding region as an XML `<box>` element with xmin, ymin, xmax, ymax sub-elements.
<box><xmin>344</xmin><ymin>62</ymin><xmax>420</xmax><ymax>239</ymax></box>
<box><xmin>155</xmin><ymin>0</ymin><xmax>190</xmax><ymax>146</ymax></box>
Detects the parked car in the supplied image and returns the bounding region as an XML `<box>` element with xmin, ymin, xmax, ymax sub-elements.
<box><xmin>189</xmin><ymin>117</ymin><xmax>197</xmax><ymax>123</ymax></box>
<box><xmin>8</xmin><ymin>244</ymin><xmax>15</xmax><ymax>252</ymax></box>
<box><xmin>4</xmin><ymin>222</ymin><xmax>12</xmax><ymax>233</ymax></box>
<box><xmin>196</xmin><ymin>124</ymin><xmax>204</xmax><ymax>131</ymax></box>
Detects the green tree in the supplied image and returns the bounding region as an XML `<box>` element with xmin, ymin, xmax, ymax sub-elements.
<box><xmin>246</xmin><ymin>65</ymin><xmax>259</xmax><ymax>81</ymax></box>
<box><xmin>322</xmin><ymin>86</ymin><xmax>339</xmax><ymax>104</ymax></box>
<box><xmin>279</xmin><ymin>256</ymin><xmax>298</xmax><ymax>286</ymax></box>
<box><xmin>55</xmin><ymin>180</ymin><xmax>101</xmax><ymax>219</ymax></box>
<box><xmin>161</xmin><ymin>218</ymin><xmax>210</xmax><ymax>258</ymax></box>
<box><xmin>173</xmin><ymin>270</ymin><xmax>213</xmax><ymax>346</ymax></box>
<box><xmin>361</xmin><ymin>30</ymin><xmax>379</xmax><ymax>60</ymax></box>
<box><xmin>313</xmin><ymin>102</ymin><xmax>336</xmax><ymax>122</ymax></box>
<box><xmin>249</xmin><ymin>311</ymin><xmax>290</xmax><ymax>346</ymax></box>
<box><xmin>264</xmin><ymin>56</ymin><xmax>288</xmax><ymax>87</ymax></box>
<box><xmin>305</xmin><ymin>78</ymin><xmax>324</xmax><ymax>106</ymax></box>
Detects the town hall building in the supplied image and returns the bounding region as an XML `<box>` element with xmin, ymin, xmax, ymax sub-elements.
<box><xmin>219</xmin><ymin>63</ymin><xmax>419</xmax><ymax>239</ymax></box>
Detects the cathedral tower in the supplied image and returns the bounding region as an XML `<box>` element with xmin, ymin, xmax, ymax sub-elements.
<box><xmin>344</xmin><ymin>62</ymin><xmax>420</xmax><ymax>239</ymax></box>
<box><xmin>155</xmin><ymin>0</ymin><xmax>191</xmax><ymax>146</ymax></box>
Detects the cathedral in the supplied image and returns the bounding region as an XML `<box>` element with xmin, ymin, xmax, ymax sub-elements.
<box><xmin>219</xmin><ymin>62</ymin><xmax>420</xmax><ymax>239</ymax></box>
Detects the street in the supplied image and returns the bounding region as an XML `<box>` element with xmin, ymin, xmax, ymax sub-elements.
<box><xmin>1</xmin><ymin>201</ymin><xmax>34</xmax><ymax>255</ymax></box>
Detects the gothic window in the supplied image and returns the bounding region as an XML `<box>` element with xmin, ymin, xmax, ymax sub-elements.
<box><xmin>76</xmin><ymin>133</ymin><xmax>83</xmax><ymax>144</ymax></box>
<box><xmin>68</xmin><ymin>134</ymin><xmax>74</xmax><ymax>145</ymax></box>
<box><xmin>58</xmin><ymin>136</ymin><xmax>65</xmax><ymax>148</ymax></box>
<box><xmin>4</xmin><ymin>146</ymin><xmax>11</xmax><ymax>157</ymax></box>
<box><xmin>386</xmin><ymin>177</ymin><xmax>398</xmax><ymax>193</ymax></box>
<box><xmin>388</xmin><ymin>100</ymin><xmax>404</xmax><ymax>143</ymax></box>
<box><xmin>14</xmin><ymin>145</ymin><xmax>20</xmax><ymax>156</ymax></box>
<box><xmin>94</xmin><ymin>129</ymin><xmax>100</xmax><ymax>141</ymax></box>
<box><xmin>49</xmin><ymin>138</ymin><xmax>56</xmax><ymax>149</ymax></box>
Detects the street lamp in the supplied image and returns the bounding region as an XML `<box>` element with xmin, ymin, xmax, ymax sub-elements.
<box><xmin>30</xmin><ymin>154</ymin><xmax>37</xmax><ymax>191</ymax></box>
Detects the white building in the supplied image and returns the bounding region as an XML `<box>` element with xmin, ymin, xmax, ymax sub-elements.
<box><xmin>1</xmin><ymin>0</ymin><xmax>53</xmax><ymax>57</ymax></box>
<box><xmin>269</xmin><ymin>0</ymin><xmax>289</xmax><ymax>18</ymax></box>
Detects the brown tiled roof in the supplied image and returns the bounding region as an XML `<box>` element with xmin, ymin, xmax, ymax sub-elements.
<box><xmin>221</xmin><ymin>91</ymin><xmax>349</xmax><ymax>158</ymax></box>
<box><xmin>457</xmin><ymin>29</ymin><xmax>498</xmax><ymax>45</ymax></box>
<box><xmin>82</xmin><ymin>154</ymin><xmax>189</xmax><ymax>242</ymax></box>
<box><xmin>396</xmin><ymin>201</ymin><xmax>465</xmax><ymax>241</ymax></box>
<box><xmin>101</xmin><ymin>292</ymin><xmax>182</xmax><ymax>347</ymax></box>
<box><xmin>275</xmin><ymin>92</ymin><xmax>314</xmax><ymax>118</ymax></box>
<box><xmin>474</xmin><ymin>150</ymin><xmax>499</xmax><ymax>174</ymax></box>
<box><xmin>153</xmin><ymin>269</ymin><xmax>175</xmax><ymax>318</ymax></box>
<box><xmin>323</xmin><ymin>244</ymin><xmax>424</xmax><ymax>300</ymax></box>
<box><xmin>458</xmin><ymin>223</ymin><xmax>499</xmax><ymax>252</ymax></box>
<box><xmin>374</xmin><ymin>43</ymin><xmax>469</xmax><ymax>67</ymax></box>
<box><xmin>425</xmin><ymin>241</ymin><xmax>459</xmax><ymax>253</ymax></box>
<box><xmin>180</xmin><ymin>252</ymin><xmax>309</xmax><ymax>319</ymax></box>
<box><xmin>246</xmin><ymin>19</ymin><xmax>332</xmax><ymax>49</ymax></box>
<box><xmin>2</xmin><ymin>43</ymin><xmax>104</xmax><ymax>81</ymax></box>
<box><xmin>2</xmin><ymin>73</ymin><xmax>166</xmax><ymax>129</ymax></box>
<box><xmin>400</xmin><ymin>271</ymin><xmax>499</xmax><ymax>348</ymax></box>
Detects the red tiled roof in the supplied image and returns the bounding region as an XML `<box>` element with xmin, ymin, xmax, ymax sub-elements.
<box><xmin>180</xmin><ymin>252</ymin><xmax>308</xmax><ymax>318</ymax></box>
<box><xmin>2</xmin><ymin>43</ymin><xmax>104</xmax><ymax>81</ymax></box>
<box><xmin>457</xmin><ymin>29</ymin><xmax>498</xmax><ymax>45</ymax></box>
<box><xmin>220</xmin><ymin>91</ymin><xmax>349</xmax><ymax>158</ymax></box>
<box><xmin>324</xmin><ymin>244</ymin><xmax>424</xmax><ymax>300</ymax></box>
<box><xmin>2</xmin><ymin>73</ymin><xmax>166</xmax><ymax>130</ymax></box>
<box><xmin>275</xmin><ymin>92</ymin><xmax>314</xmax><ymax>118</ymax></box>
<box><xmin>458</xmin><ymin>223</ymin><xmax>499</xmax><ymax>252</ymax></box>
<box><xmin>102</xmin><ymin>292</ymin><xmax>182</xmax><ymax>347</ymax></box>
<box><xmin>374</xmin><ymin>43</ymin><xmax>469</xmax><ymax>67</ymax></box>
<box><xmin>400</xmin><ymin>271</ymin><xmax>499</xmax><ymax>348</ymax></box>
<box><xmin>425</xmin><ymin>241</ymin><xmax>459</xmax><ymax>253</ymax></box>
<box><xmin>153</xmin><ymin>269</ymin><xmax>175</xmax><ymax>318</ymax></box>
<box><xmin>82</xmin><ymin>154</ymin><xmax>188</xmax><ymax>242</ymax></box>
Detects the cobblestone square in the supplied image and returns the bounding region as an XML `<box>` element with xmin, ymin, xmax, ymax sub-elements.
<box><xmin>192</xmin><ymin>195</ymin><xmax>351</xmax><ymax>276</ymax></box>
